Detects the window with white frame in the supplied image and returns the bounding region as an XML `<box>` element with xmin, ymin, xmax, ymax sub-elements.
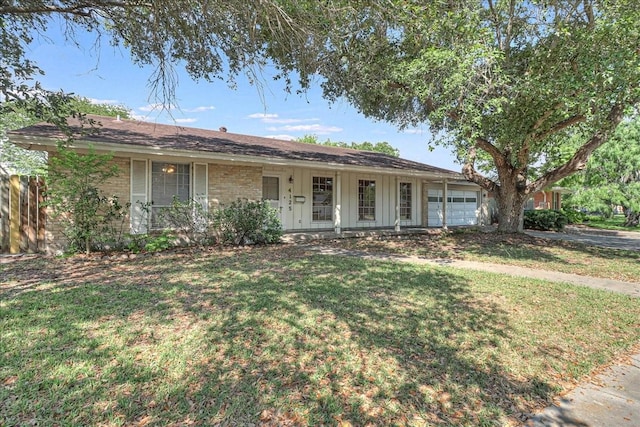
<box><xmin>358</xmin><ymin>179</ymin><xmax>376</xmax><ymax>221</ymax></box>
<box><xmin>151</xmin><ymin>162</ymin><xmax>190</xmax><ymax>228</ymax></box>
<box><xmin>399</xmin><ymin>182</ymin><xmax>412</xmax><ymax>220</ymax></box>
<box><xmin>312</xmin><ymin>176</ymin><xmax>333</xmax><ymax>221</ymax></box>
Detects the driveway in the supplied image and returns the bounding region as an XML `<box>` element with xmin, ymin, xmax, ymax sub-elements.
<box><xmin>525</xmin><ymin>226</ymin><xmax>640</xmax><ymax>251</ymax></box>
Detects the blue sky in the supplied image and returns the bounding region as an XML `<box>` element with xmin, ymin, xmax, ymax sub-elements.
<box><xmin>26</xmin><ymin>23</ymin><xmax>461</xmax><ymax>171</ymax></box>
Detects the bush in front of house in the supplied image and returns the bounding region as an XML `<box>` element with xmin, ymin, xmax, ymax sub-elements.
<box><xmin>156</xmin><ymin>197</ymin><xmax>215</xmax><ymax>245</ymax></box>
<box><xmin>524</xmin><ymin>209</ymin><xmax>569</xmax><ymax>231</ymax></box>
<box><xmin>213</xmin><ymin>199</ymin><xmax>283</xmax><ymax>246</ymax></box>
<box><xmin>47</xmin><ymin>143</ymin><xmax>133</xmax><ymax>254</ymax></box>
<box><xmin>156</xmin><ymin>198</ymin><xmax>282</xmax><ymax>247</ymax></box>
<box><xmin>561</xmin><ymin>208</ymin><xmax>586</xmax><ymax>224</ymax></box>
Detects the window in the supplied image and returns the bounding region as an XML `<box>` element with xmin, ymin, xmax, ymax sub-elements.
<box><xmin>399</xmin><ymin>182</ymin><xmax>412</xmax><ymax>220</ymax></box>
<box><xmin>262</xmin><ymin>176</ymin><xmax>279</xmax><ymax>200</ymax></box>
<box><xmin>358</xmin><ymin>179</ymin><xmax>376</xmax><ymax>221</ymax></box>
<box><xmin>312</xmin><ymin>177</ymin><xmax>333</xmax><ymax>221</ymax></box>
<box><xmin>151</xmin><ymin>162</ymin><xmax>190</xmax><ymax>228</ymax></box>
<box><xmin>524</xmin><ymin>198</ymin><xmax>534</xmax><ymax>211</ymax></box>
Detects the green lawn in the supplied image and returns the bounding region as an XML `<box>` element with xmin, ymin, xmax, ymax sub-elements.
<box><xmin>2</xmin><ymin>246</ymin><xmax>640</xmax><ymax>426</ymax></box>
<box><xmin>585</xmin><ymin>214</ymin><xmax>640</xmax><ymax>232</ymax></box>
<box><xmin>329</xmin><ymin>231</ymin><xmax>640</xmax><ymax>283</ymax></box>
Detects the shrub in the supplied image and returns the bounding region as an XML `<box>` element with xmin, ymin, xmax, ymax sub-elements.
<box><xmin>46</xmin><ymin>143</ymin><xmax>126</xmax><ymax>254</ymax></box>
<box><xmin>144</xmin><ymin>231</ymin><xmax>176</xmax><ymax>252</ymax></box>
<box><xmin>524</xmin><ymin>210</ymin><xmax>569</xmax><ymax>231</ymax></box>
<box><xmin>214</xmin><ymin>199</ymin><xmax>283</xmax><ymax>246</ymax></box>
<box><xmin>561</xmin><ymin>208</ymin><xmax>586</xmax><ymax>224</ymax></box>
<box><xmin>156</xmin><ymin>197</ymin><xmax>215</xmax><ymax>245</ymax></box>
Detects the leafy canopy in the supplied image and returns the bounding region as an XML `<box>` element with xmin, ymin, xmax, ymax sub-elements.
<box><xmin>0</xmin><ymin>1</ymin><xmax>318</xmax><ymax>109</ymax></box>
<box><xmin>564</xmin><ymin>116</ymin><xmax>640</xmax><ymax>226</ymax></box>
<box><xmin>3</xmin><ymin>1</ymin><xmax>640</xmax><ymax>232</ymax></box>
<box><xmin>296</xmin><ymin>134</ymin><xmax>399</xmax><ymax>157</ymax></box>
<box><xmin>266</xmin><ymin>0</ymin><xmax>640</xmax><ymax>231</ymax></box>
<box><xmin>0</xmin><ymin>97</ymin><xmax>131</xmax><ymax>175</ymax></box>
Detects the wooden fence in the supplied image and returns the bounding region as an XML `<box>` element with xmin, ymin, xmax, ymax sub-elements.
<box><xmin>0</xmin><ymin>175</ymin><xmax>46</xmax><ymax>253</ymax></box>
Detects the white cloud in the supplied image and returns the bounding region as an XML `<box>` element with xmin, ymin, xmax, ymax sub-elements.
<box><xmin>88</xmin><ymin>98</ymin><xmax>120</xmax><ymax>105</ymax></box>
<box><xmin>403</xmin><ymin>128</ymin><xmax>424</xmax><ymax>135</ymax></box>
<box><xmin>138</xmin><ymin>103</ymin><xmax>177</xmax><ymax>112</ymax></box>
<box><xmin>248</xmin><ymin>113</ymin><xmax>279</xmax><ymax>119</ymax></box>
<box><xmin>248</xmin><ymin>112</ymin><xmax>320</xmax><ymax>124</ymax></box>
<box><xmin>263</xmin><ymin>117</ymin><xmax>321</xmax><ymax>124</ymax></box>
<box><xmin>184</xmin><ymin>106</ymin><xmax>216</xmax><ymax>113</ymax></box>
<box><xmin>130</xmin><ymin>113</ymin><xmax>151</xmax><ymax>121</ymax></box>
<box><xmin>264</xmin><ymin>134</ymin><xmax>297</xmax><ymax>141</ymax></box>
<box><xmin>267</xmin><ymin>124</ymin><xmax>343</xmax><ymax>134</ymax></box>
<box><xmin>175</xmin><ymin>118</ymin><xmax>197</xmax><ymax>124</ymax></box>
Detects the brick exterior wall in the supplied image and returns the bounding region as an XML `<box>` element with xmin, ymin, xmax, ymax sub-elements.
<box><xmin>208</xmin><ymin>164</ymin><xmax>262</xmax><ymax>209</ymax></box>
<box><xmin>531</xmin><ymin>191</ymin><xmax>561</xmax><ymax>210</ymax></box>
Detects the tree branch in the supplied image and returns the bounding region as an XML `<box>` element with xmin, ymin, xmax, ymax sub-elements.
<box><xmin>0</xmin><ymin>1</ymin><xmax>142</xmax><ymax>17</ymax></box>
<box><xmin>529</xmin><ymin>103</ymin><xmax>626</xmax><ymax>192</ymax></box>
<box><xmin>533</xmin><ymin>114</ymin><xmax>586</xmax><ymax>141</ymax></box>
<box><xmin>462</xmin><ymin>146</ymin><xmax>499</xmax><ymax>193</ymax></box>
<box><xmin>475</xmin><ymin>136</ymin><xmax>509</xmax><ymax>170</ymax></box>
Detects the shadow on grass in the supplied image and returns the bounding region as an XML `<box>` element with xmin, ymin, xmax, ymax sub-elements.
<box><xmin>1</xmin><ymin>248</ymin><xmax>558</xmax><ymax>425</ymax></box>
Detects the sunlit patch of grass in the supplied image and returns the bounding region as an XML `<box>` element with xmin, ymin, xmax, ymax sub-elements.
<box><xmin>327</xmin><ymin>231</ymin><xmax>640</xmax><ymax>282</ymax></box>
<box><xmin>585</xmin><ymin>214</ymin><xmax>640</xmax><ymax>232</ymax></box>
<box><xmin>1</xmin><ymin>246</ymin><xmax>639</xmax><ymax>426</ymax></box>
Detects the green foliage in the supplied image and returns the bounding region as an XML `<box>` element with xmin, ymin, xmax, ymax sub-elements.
<box><xmin>144</xmin><ymin>231</ymin><xmax>176</xmax><ymax>253</ymax></box>
<box><xmin>5</xmin><ymin>2</ymin><xmax>640</xmax><ymax>232</ymax></box>
<box><xmin>67</xmin><ymin>97</ymin><xmax>130</xmax><ymax>119</ymax></box>
<box><xmin>283</xmin><ymin>1</ymin><xmax>640</xmax><ymax>232</ymax></box>
<box><xmin>0</xmin><ymin>110</ymin><xmax>45</xmax><ymax>175</ymax></box>
<box><xmin>1</xmin><ymin>96</ymin><xmax>132</xmax><ymax>176</ymax></box>
<box><xmin>156</xmin><ymin>197</ymin><xmax>215</xmax><ymax>245</ymax></box>
<box><xmin>296</xmin><ymin>134</ymin><xmax>400</xmax><ymax>157</ymax></box>
<box><xmin>563</xmin><ymin>116</ymin><xmax>640</xmax><ymax>227</ymax></box>
<box><xmin>1</xmin><ymin>1</ymin><xmax>317</xmax><ymax>108</ymax></box>
<box><xmin>214</xmin><ymin>199</ymin><xmax>283</xmax><ymax>246</ymax></box>
<box><xmin>46</xmin><ymin>143</ymin><xmax>124</xmax><ymax>254</ymax></box>
<box><xmin>524</xmin><ymin>210</ymin><xmax>569</xmax><ymax>232</ymax></box>
<box><xmin>125</xmin><ymin>233</ymin><xmax>148</xmax><ymax>254</ymax></box>
<box><xmin>561</xmin><ymin>208</ymin><xmax>586</xmax><ymax>225</ymax></box>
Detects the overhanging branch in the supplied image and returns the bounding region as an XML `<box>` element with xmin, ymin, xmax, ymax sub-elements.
<box><xmin>533</xmin><ymin>114</ymin><xmax>586</xmax><ymax>141</ymax></box>
<box><xmin>0</xmin><ymin>1</ymin><xmax>141</xmax><ymax>17</ymax></box>
<box><xmin>462</xmin><ymin>146</ymin><xmax>499</xmax><ymax>193</ymax></box>
<box><xmin>529</xmin><ymin>103</ymin><xmax>625</xmax><ymax>192</ymax></box>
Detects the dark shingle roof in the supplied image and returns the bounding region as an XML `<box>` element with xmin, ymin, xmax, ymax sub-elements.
<box><xmin>11</xmin><ymin>115</ymin><xmax>462</xmax><ymax>177</ymax></box>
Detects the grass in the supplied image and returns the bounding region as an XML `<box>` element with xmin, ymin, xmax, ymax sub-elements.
<box><xmin>2</xmin><ymin>245</ymin><xmax>640</xmax><ymax>426</ymax></box>
<box><xmin>328</xmin><ymin>231</ymin><xmax>640</xmax><ymax>283</ymax></box>
<box><xmin>585</xmin><ymin>214</ymin><xmax>640</xmax><ymax>232</ymax></box>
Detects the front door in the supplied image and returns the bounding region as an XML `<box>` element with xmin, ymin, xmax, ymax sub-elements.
<box><xmin>262</xmin><ymin>176</ymin><xmax>285</xmax><ymax>229</ymax></box>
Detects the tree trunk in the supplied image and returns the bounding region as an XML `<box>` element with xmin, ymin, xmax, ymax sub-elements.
<box><xmin>494</xmin><ymin>187</ymin><xmax>527</xmax><ymax>233</ymax></box>
<box><xmin>624</xmin><ymin>210</ymin><xmax>639</xmax><ymax>227</ymax></box>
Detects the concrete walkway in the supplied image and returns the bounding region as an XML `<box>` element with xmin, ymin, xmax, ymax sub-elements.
<box><xmin>305</xmin><ymin>241</ymin><xmax>640</xmax><ymax>427</ymax></box>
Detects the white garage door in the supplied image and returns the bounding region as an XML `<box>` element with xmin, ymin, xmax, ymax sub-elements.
<box><xmin>428</xmin><ymin>189</ymin><xmax>479</xmax><ymax>227</ymax></box>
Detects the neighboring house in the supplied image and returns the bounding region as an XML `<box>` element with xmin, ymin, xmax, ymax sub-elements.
<box><xmin>9</xmin><ymin>115</ymin><xmax>482</xmax><ymax>252</ymax></box>
<box><xmin>524</xmin><ymin>188</ymin><xmax>569</xmax><ymax>211</ymax></box>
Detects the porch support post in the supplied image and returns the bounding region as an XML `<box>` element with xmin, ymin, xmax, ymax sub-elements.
<box><xmin>394</xmin><ymin>176</ymin><xmax>400</xmax><ymax>232</ymax></box>
<box><xmin>442</xmin><ymin>179</ymin><xmax>448</xmax><ymax>230</ymax></box>
<box><xmin>334</xmin><ymin>172</ymin><xmax>342</xmax><ymax>234</ymax></box>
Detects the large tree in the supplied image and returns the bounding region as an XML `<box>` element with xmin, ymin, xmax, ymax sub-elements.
<box><xmin>274</xmin><ymin>1</ymin><xmax>640</xmax><ymax>232</ymax></box>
